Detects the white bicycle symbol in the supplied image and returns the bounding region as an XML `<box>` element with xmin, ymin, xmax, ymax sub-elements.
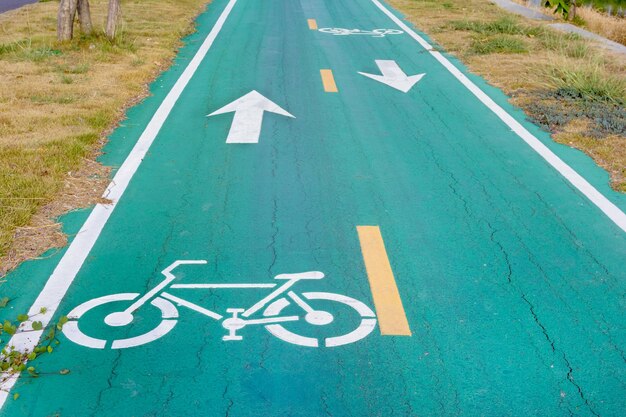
<box><xmin>318</xmin><ymin>28</ymin><xmax>404</xmax><ymax>38</ymax></box>
<box><xmin>63</xmin><ymin>260</ymin><xmax>377</xmax><ymax>349</ymax></box>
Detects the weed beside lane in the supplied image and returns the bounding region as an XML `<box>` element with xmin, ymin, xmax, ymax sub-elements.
<box><xmin>542</xmin><ymin>60</ymin><xmax>626</xmax><ymax>104</ymax></box>
<box><xmin>471</xmin><ymin>35</ymin><xmax>529</xmax><ymax>54</ymax></box>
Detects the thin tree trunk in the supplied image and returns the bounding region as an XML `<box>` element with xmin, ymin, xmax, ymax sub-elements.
<box><xmin>106</xmin><ymin>0</ymin><xmax>121</xmax><ymax>40</ymax></box>
<box><xmin>57</xmin><ymin>0</ymin><xmax>78</xmax><ymax>41</ymax></box>
<box><xmin>77</xmin><ymin>0</ymin><xmax>93</xmax><ymax>35</ymax></box>
<box><xmin>570</xmin><ymin>0</ymin><xmax>577</xmax><ymax>20</ymax></box>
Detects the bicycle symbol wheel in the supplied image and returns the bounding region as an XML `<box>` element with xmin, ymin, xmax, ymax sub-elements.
<box><xmin>263</xmin><ymin>292</ymin><xmax>377</xmax><ymax>347</ymax></box>
<box><xmin>63</xmin><ymin>293</ymin><xmax>179</xmax><ymax>349</ymax></box>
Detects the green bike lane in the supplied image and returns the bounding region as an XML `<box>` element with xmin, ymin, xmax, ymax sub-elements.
<box><xmin>1</xmin><ymin>0</ymin><xmax>625</xmax><ymax>415</ymax></box>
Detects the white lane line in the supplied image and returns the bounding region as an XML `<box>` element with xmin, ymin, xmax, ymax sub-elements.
<box><xmin>371</xmin><ymin>0</ymin><xmax>626</xmax><ymax>233</ymax></box>
<box><xmin>0</xmin><ymin>0</ymin><xmax>239</xmax><ymax>407</ymax></box>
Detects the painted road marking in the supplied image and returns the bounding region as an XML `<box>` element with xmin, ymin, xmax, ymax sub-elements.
<box><xmin>358</xmin><ymin>60</ymin><xmax>425</xmax><ymax>93</ymax></box>
<box><xmin>307</xmin><ymin>19</ymin><xmax>318</xmax><ymax>30</ymax></box>
<box><xmin>371</xmin><ymin>0</ymin><xmax>626</xmax><ymax>233</ymax></box>
<box><xmin>208</xmin><ymin>90</ymin><xmax>295</xmax><ymax>144</ymax></box>
<box><xmin>357</xmin><ymin>226</ymin><xmax>411</xmax><ymax>336</ymax></box>
<box><xmin>61</xmin><ymin>261</ymin><xmax>376</xmax><ymax>349</ymax></box>
<box><xmin>317</xmin><ymin>28</ymin><xmax>403</xmax><ymax>37</ymax></box>
<box><xmin>0</xmin><ymin>0</ymin><xmax>240</xmax><ymax>406</ymax></box>
<box><xmin>320</xmin><ymin>69</ymin><xmax>338</xmax><ymax>93</ymax></box>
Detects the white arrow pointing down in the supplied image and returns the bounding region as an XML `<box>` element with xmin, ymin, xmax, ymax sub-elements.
<box><xmin>208</xmin><ymin>90</ymin><xmax>294</xmax><ymax>144</ymax></box>
<box><xmin>358</xmin><ymin>60</ymin><xmax>425</xmax><ymax>93</ymax></box>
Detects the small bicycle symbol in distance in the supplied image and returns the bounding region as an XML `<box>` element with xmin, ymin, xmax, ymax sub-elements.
<box><xmin>318</xmin><ymin>28</ymin><xmax>404</xmax><ymax>38</ymax></box>
<box><xmin>63</xmin><ymin>261</ymin><xmax>377</xmax><ymax>349</ymax></box>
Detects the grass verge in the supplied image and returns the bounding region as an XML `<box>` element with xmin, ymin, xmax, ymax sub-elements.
<box><xmin>390</xmin><ymin>0</ymin><xmax>625</xmax><ymax>191</ymax></box>
<box><xmin>0</xmin><ymin>0</ymin><xmax>211</xmax><ymax>274</ymax></box>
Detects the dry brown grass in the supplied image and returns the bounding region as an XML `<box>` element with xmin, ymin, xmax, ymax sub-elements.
<box><xmin>0</xmin><ymin>0</ymin><xmax>210</xmax><ymax>273</ymax></box>
<box><xmin>508</xmin><ymin>0</ymin><xmax>626</xmax><ymax>46</ymax></box>
<box><xmin>577</xmin><ymin>6</ymin><xmax>626</xmax><ymax>45</ymax></box>
<box><xmin>389</xmin><ymin>0</ymin><xmax>625</xmax><ymax>191</ymax></box>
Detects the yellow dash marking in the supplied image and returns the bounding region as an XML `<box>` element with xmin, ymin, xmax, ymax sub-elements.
<box><xmin>320</xmin><ymin>69</ymin><xmax>338</xmax><ymax>93</ymax></box>
<box><xmin>308</xmin><ymin>19</ymin><xmax>318</xmax><ymax>30</ymax></box>
<box><xmin>357</xmin><ymin>226</ymin><xmax>411</xmax><ymax>336</ymax></box>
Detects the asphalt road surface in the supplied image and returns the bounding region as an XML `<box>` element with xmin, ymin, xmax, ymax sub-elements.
<box><xmin>1</xmin><ymin>0</ymin><xmax>625</xmax><ymax>415</ymax></box>
<box><xmin>0</xmin><ymin>0</ymin><xmax>37</xmax><ymax>14</ymax></box>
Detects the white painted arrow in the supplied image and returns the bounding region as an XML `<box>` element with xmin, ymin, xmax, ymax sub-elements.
<box><xmin>358</xmin><ymin>60</ymin><xmax>425</xmax><ymax>93</ymax></box>
<box><xmin>208</xmin><ymin>90</ymin><xmax>295</xmax><ymax>144</ymax></box>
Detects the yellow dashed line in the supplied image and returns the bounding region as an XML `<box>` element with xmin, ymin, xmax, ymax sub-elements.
<box><xmin>320</xmin><ymin>69</ymin><xmax>338</xmax><ymax>93</ymax></box>
<box><xmin>357</xmin><ymin>226</ymin><xmax>411</xmax><ymax>336</ymax></box>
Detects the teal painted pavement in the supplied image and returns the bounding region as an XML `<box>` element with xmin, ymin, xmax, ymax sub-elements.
<box><xmin>1</xmin><ymin>0</ymin><xmax>625</xmax><ymax>415</ymax></box>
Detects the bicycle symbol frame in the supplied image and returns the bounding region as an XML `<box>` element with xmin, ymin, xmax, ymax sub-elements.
<box><xmin>317</xmin><ymin>28</ymin><xmax>404</xmax><ymax>38</ymax></box>
<box><xmin>63</xmin><ymin>261</ymin><xmax>377</xmax><ymax>349</ymax></box>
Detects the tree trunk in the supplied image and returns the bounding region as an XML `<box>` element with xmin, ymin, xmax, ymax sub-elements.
<box><xmin>77</xmin><ymin>0</ymin><xmax>93</xmax><ymax>35</ymax></box>
<box><xmin>57</xmin><ymin>0</ymin><xmax>78</xmax><ymax>41</ymax></box>
<box><xmin>570</xmin><ymin>0</ymin><xmax>577</xmax><ymax>20</ymax></box>
<box><xmin>106</xmin><ymin>0</ymin><xmax>121</xmax><ymax>40</ymax></box>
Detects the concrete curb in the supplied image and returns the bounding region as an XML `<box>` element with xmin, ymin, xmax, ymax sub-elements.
<box><xmin>490</xmin><ymin>0</ymin><xmax>626</xmax><ymax>56</ymax></box>
<box><xmin>490</xmin><ymin>0</ymin><xmax>554</xmax><ymax>21</ymax></box>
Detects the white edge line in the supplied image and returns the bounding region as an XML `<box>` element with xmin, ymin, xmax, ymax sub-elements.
<box><xmin>371</xmin><ymin>0</ymin><xmax>626</xmax><ymax>233</ymax></box>
<box><xmin>0</xmin><ymin>0</ymin><xmax>239</xmax><ymax>406</ymax></box>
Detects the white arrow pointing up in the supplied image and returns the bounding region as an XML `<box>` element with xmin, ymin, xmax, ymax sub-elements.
<box><xmin>358</xmin><ymin>60</ymin><xmax>425</xmax><ymax>93</ymax></box>
<box><xmin>208</xmin><ymin>90</ymin><xmax>295</xmax><ymax>144</ymax></box>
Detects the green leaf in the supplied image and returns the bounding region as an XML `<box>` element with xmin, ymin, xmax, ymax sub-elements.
<box><xmin>0</xmin><ymin>297</ymin><xmax>9</xmax><ymax>308</ymax></box>
<box><xmin>12</xmin><ymin>393</ymin><xmax>19</xmax><ymax>401</ymax></box>
<box><xmin>27</xmin><ymin>352</ymin><xmax>36</xmax><ymax>361</ymax></box>
<box><xmin>47</xmin><ymin>346</ymin><xmax>53</xmax><ymax>354</ymax></box>
<box><xmin>39</xmin><ymin>307</ymin><xmax>47</xmax><ymax>314</ymax></box>
<box><xmin>3</xmin><ymin>321</ymin><xmax>16</xmax><ymax>336</ymax></box>
<box><xmin>31</xmin><ymin>321</ymin><xmax>43</xmax><ymax>331</ymax></box>
<box><xmin>16</xmin><ymin>314</ymin><xmax>29</xmax><ymax>323</ymax></box>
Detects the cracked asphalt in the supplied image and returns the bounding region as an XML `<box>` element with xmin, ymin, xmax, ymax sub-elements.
<box><xmin>0</xmin><ymin>0</ymin><xmax>625</xmax><ymax>415</ymax></box>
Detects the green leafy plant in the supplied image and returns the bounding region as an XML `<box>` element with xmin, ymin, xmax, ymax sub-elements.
<box><xmin>0</xmin><ymin>299</ymin><xmax>69</xmax><ymax>399</ymax></box>
<box><xmin>544</xmin><ymin>0</ymin><xmax>578</xmax><ymax>20</ymax></box>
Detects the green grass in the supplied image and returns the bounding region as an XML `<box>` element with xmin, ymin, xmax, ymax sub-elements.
<box><xmin>0</xmin><ymin>133</ymin><xmax>99</xmax><ymax>256</ymax></box>
<box><xmin>448</xmin><ymin>16</ymin><xmax>543</xmax><ymax>37</ymax></box>
<box><xmin>60</xmin><ymin>75</ymin><xmax>74</xmax><ymax>84</ymax></box>
<box><xmin>30</xmin><ymin>95</ymin><xmax>76</xmax><ymax>105</ymax></box>
<box><xmin>55</xmin><ymin>63</ymin><xmax>90</xmax><ymax>74</ymax></box>
<box><xmin>0</xmin><ymin>39</ymin><xmax>61</xmax><ymax>61</ymax></box>
<box><xmin>579</xmin><ymin>0</ymin><xmax>626</xmax><ymax>12</ymax></box>
<box><xmin>470</xmin><ymin>35</ymin><xmax>528</xmax><ymax>54</ymax></box>
<box><xmin>539</xmin><ymin>31</ymin><xmax>591</xmax><ymax>58</ymax></box>
<box><xmin>544</xmin><ymin>62</ymin><xmax>626</xmax><ymax>104</ymax></box>
<box><xmin>0</xmin><ymin>32</ymin><xmax>136</xmax><ymax>64</ymax></box>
